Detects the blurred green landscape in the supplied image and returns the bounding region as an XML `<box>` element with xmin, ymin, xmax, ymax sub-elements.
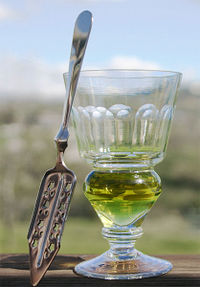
<box><xmin>0</xmin><ymin>88</ymin><xmax>199</xmax><ymax>254</ymax></box>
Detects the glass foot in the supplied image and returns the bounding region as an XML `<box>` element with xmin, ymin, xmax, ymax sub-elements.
<box><xmin>74</xmin><ymin>250</ymin><xmax>172</xmax><ymax>280</ymax></box>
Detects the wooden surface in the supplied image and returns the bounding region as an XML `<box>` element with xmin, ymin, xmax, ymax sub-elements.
<box><xmin>0</xmin><ymin>254</ymin><xmax>199</xmax><ymax>286</ymax></box>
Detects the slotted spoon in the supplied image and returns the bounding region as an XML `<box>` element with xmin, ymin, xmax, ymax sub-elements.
<box><xmin>27</xmin><ymin>10</ymin><xmax>92</xmax><ymax>286</ymax></box>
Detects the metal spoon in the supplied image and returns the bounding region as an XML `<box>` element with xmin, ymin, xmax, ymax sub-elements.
<box><xmin>27</xmin><ymin>10</ymin><xmax>93</xmax><ymax>286</ymax></box>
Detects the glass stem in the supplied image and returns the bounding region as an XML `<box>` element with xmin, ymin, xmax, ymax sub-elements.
<box><xmin>102</xmin><ymin>225</ymin><xmax>143</xmax><ymax>260</ymax></box>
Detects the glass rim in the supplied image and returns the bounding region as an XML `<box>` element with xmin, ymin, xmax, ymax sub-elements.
<box><xmin>63</xmin><ymin>69</ymin><xmax>182</xmax><ymax>79</ymax></box>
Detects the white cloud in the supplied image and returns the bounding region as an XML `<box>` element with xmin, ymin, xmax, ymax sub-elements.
<box><xmin>109</xmin><ymin>56</ymin><xmax>161</xmax><ymax>70</ymax></box>
<box><xmin>0</xmin><ymin>3</ymin><xmax>16</xmax><ymax>21</ymax></box>
<box><xmin>0</xmin><ymin>55</ymin><xmax>66</xmax><ymax>99</ymax></box>
<box><xmin>1</xmin><ymin>54</ymin><xmax>161</xmax><ymax>99</ymax></box>
<box><xmin>108</xmin><ymin>56</ymin><xmax>200</xmax><ymax>95</ymax></box>
<box><xmin>181</xmin><ymin>67</ymin><xmax>197</xmax><ymax>83</ymax></box>
<box><xmin>189</xmin><ymin>81</ymin><xmax>200</xmax><ymax>95</ymax></box>
<box><xmin>0</xmin><ymin>54</ymin><xmax>199</xmax><ymax>99</ymax></box>
<box><xmin>84</xmin><ymin>55</ymin><xmax>161</xmax><ymax>71</ymax></box>
<box><xmin>181</xmin><ymin>67</ymin><xmax>200</xmax><ymax>95</ymax></box>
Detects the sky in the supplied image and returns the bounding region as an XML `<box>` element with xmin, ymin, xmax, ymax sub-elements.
<box><xmin>0</xmin><ymin>0</ymin><xmax>200</xmax><ymax>98</ymax></box>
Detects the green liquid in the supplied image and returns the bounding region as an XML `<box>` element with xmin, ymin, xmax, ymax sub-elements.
<box><xmin>84</xmin><ymin>170</ymin><xmax>161</xmax><ymax>227</ymax></box>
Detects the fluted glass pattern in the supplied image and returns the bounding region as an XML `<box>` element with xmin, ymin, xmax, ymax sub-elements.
<box><xmin>68</xmin><ymin>70</ymin><xmax>181</xmax><ymax>168</ymax></box>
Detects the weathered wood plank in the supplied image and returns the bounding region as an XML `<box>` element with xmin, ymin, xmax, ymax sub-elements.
<box><xmin>0</xmin><ymin>254</ymin><xmax>199</xmax><ymax>287</ymax></box>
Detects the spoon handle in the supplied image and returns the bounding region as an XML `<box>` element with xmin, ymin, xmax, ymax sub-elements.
<box><xmin>55</xmin><ymin>10</ymin><xmax>93</xmax><ymax>143</ymax></box>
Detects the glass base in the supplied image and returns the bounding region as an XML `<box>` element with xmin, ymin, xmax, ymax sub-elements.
<box><xmin>74</xmin><ymin>250</ymin><xmax>172</xmax><ymax>280</ymax></box>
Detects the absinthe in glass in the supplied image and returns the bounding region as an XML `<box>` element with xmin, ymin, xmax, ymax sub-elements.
<box><xmin>84</xmin><ymin>170</ymin><xmax>161</xmax><ymax>228</ymax></box>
